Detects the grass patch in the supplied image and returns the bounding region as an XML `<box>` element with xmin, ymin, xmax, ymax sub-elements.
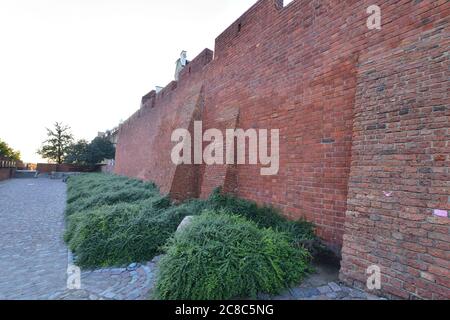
<box><xmin>154</xmin><ymin>212</ymin><xmax>312</xmax><ymax>300</ymax></box>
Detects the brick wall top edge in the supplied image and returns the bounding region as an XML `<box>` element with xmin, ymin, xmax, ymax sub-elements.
<box><xmin>141</xmin><ymin>90</ymin><xmax>156</xmax><ymax>105</ymax></box>
<box><xmin>138</xmin><ymin>81</ymin><xmax>178</xmax><ymax>110</ymax></box>
<box><xmin>142</xmin><ymin>90</ymin><xmax>156</xmax><ymax>100</ymax></box>
<box><xmin>213</xmin><ymin>0</ymin><xmax>311</xmax><ymax>59</ymax></box>
<box><xmin>133</xmin><ymin>0</ymin><xmax>300</xmax><ymax>123</ymax></box>
<box><xmin>214</xmin><ymin>0</ymin><xmax>274</xmax><ymax>56</ymax></box>
<box><xmin>119</xmin><ymin>48</ymin><xmax>212</xmax><ymax>133</ymax></box>
<box><xmin>140</xmin><ymin>48</ymin><xmax>212</xmax><ymax>108</ymax></box>
<box><xmin>178</xmin><ymin>48</ymin><xmax>213</xmax><ymax>82</ymax></box>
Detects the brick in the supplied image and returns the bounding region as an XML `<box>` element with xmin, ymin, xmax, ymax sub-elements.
<box><xmin>428</xmin><ymin>265</ymin><xmax>450</xmax><ymax>278</ymax></box>
<box><xmin>113</xmin><ymin>0</ymin><xmax>450</xmax><ymax>301</ymax></box>
<box><xmin>0</xmin><ymin>168</ymin><xmax>14</xmax><ymax>181</ymax></box>
<box><xmin>420</xmin><ymin>272</ymin><xmax>436</xmax><ymax>283</ymax></box>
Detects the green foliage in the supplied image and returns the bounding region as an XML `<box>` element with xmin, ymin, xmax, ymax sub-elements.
<box><xmin>64</xmin><ymin>174</ymin><xmax>185</xmax><ymax>268</ymax></box>
<box><xmin>65</xmin><ymin>198</ymin><xmax>181</xmax><ymax>268</ymax></box>
<box><xmin>65</xmin><ymin>174</ymin><xmax>159</xmax><ymax>216</ymax></box>
<box><xmin>64</xmin><ymin>173</ymin><xmax>318</xmax><ymax>290</ymax></box>
<box><xmin>0</xmin><ymin>139</ymin><xmax>21</xmax><ymax>161</ymax></box>
<box><xmin>65</xmin><ymin>202</ymin><xmax>143</xmax><ymax>267</ymax></box>
<box><xmin>87</xmin><ymin>136</ymin><xmax>116</xmax><ymax>164</ymax></box>
<box><xmin>38</xmin><ymin>122</ymin><xmax>74</xmax><ymax>164</ymax></box>
<box><xmin>154</xmin><ymin>212</ymin><xmax>312</xmax><ymax>300</ymax></box>
<box><xmin>65</xmin><ymin>185</ymin><xmax>155</xmax><ymax>216</ymax></box>
<box><xmin>200</xmin><ymin>188</ymin><xmax>317</xmax><ymax>247</ymax></box>
<box><xmin>65</xmin><ymin>137</ymin><xmax>116</xmax><ymax>165</ymax></box>
<box><xmin>65</xmin><ymin>140</ymin><xmax>89</xmax><ymax>165</ymax></box>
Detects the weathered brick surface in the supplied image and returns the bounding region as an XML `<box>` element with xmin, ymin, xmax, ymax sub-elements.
<box><xmin>115</xmin><ymin>49</ymin><xmax>213</xmax><ymax>199</ymax></box>
<box><xmin>36</xmin><ymin>163</ymin><xmax>98</xmax><ymax>173</ymax></box>
<box><xmin>0</xmin><ymin>168</ymin><xmax>14</xmax><ymax>181</ymax></box>
<box><xmin>114</xmin><ymin>0</ymin><xmax>449</xmax><ymax>299</ymax></box>
<box><xmin>340</xmin><ymin>0</ymin><xmax>450</xmax><ymax>299</ymax></box>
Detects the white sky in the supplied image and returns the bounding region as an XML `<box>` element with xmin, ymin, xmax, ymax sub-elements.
<box><xmin>0</xmin><ymin>0</ymin><xmax>256</xmax><ymax>163</ymax></box>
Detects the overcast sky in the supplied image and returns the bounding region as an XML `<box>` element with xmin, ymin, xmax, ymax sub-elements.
<box><xmin>0</xmin><ymin>0</ymin><xmax>256</xmax><ymax>163</ymax></box>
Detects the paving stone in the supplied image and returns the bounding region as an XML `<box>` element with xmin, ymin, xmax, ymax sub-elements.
<box><xmin>269</xmin><ymin>282</ymin><xmax>383</xmax><ymax>301</ymax></box>
<box><xmin>127</xmin><ymin>263</ymin><xmax>138</xmax><ymax>271</ymax></box>
<box><xmin>111</xmin><ymin>268</ymin><xmax>126</xmax><ymax>274</ymax></box>
<box><xmin>340</xmin><ymin>286</ymin><xmax>351</xmax><ymax>294</ymax></box>
<box><xmin>349</xmin><ymin>289</ymin><xmax>369</xmax><ymax>299</ymax></box>
<box><xmin>127</xmin><ymin>289</ymin><xmax>141</xmax><ymax>300</ymax></box>
<box><xmin>315</xmin><ymin>295</ymin><xmax>331</xmax><ymax>300</ymax></box>
<box><xmin>334</xmin><ymin>291</ymin><xmax>349</xmax><ymax>299</ymax></box>
<box><xmin>302</xmin><ymin>288</ymin><xmax>321</xmax><ymax>298</ymax></box>
<box><xmin>0</xmin><ymin>179</ymin><xmax>68</xmax><ymax>300</ymax></box>
<box><xmin>257</xmin><ymin>293</ymin><xmax>272</xmax><ymax>300</ymax></box>
<box><xmin>326</xmin><ymin>292</ymin><xmax>338</xmax><ymax>299</ymax></box>
<box><xmin>102</xmin><ymin>291</ymin><xmax>116</xmax><ymax>299</ymax></box>
<box><xmin>366</xmin><ymin>293</ymin><xmax>383</xmax><ymax>300</ymax></box>
<box><xmin>272</xmin><ymin>290</ymin><xmax>294</xmax><ymax>300</ymax></box>
<box><xmin>318</xmin><ymin>285</ymin><xmax>332</xmax><ymax>294</ymax></box>
<box><xmin>328</xmin><ymin>282</ymin><xmax>342</xmax><ymax>292</ymax></box>
<box><xmin>291</xmin><ymin>287</ymin><xmax>308</xmax><ymax>299</ymax></box>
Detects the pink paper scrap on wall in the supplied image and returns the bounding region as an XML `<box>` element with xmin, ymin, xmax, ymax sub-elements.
<box><xmin>433</xmin><ymin>210</ymin><xmax>448</xmax><ymax>218</ymax></box>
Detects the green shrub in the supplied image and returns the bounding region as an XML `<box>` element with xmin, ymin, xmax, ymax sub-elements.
<box><xmin>65</xmin><ymin>174</ymin><xmax>158</xmax><ymax>216</ymax></box>
<box><xmin>66</xmin><ymin>174</ymin><xmax>157</xmax><ymax>204</ymax></box>
<box><xmin>207</xmin><ymin>189</ymin><xmax>286</xmax><ymax>227</ymax></box>
<box><xmin>65</xmin><ymin>196</ymin><xmax>182</xmax><ymax>268</ymax></box>
<box><xmin>64</xmin><ymin>174</ymin><xmax>180</xmax><ymax>268</ymax></box>
<box><xmin>154</xmin><ymin>212</ymin><xmax>312</xmax><ymax>300</ymax></box>
<box><xmin>64</xmin><ymin>174</ymin><xmax>319</xmax><ymax>272</ymax></box>
<box><xmin>203</xmin><ymin>188</ymin><xmax>317</xmax><ymax>246</ymax></box>
<box><xmin>65</xmin><ymin>202</ymin><xmax>143</xmax><ymax>268</ymax></box>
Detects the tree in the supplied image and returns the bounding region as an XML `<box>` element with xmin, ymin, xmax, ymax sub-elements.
<box><xmin>38</xmin><ymin>122</ymin><xmax>74</xmax><ymax>164</ymax></box>
<box><xmin>65</xmin><ymin>137</ymin><xmax>115</xmax><ymax>165</ymax></box>
<box><xmin>0</xmin><ymin>139</ymin><xmax>21</xmax><ymax>161</ymax></box>
<box><xmin>64</xmin><ymin>140</ymin><xmax>89</xmax><ymax>165</ymax></box>
<box><xmin>86</xmin><ymin>137</ymin><xmax>116</xmax><ymax>165</ymax></box>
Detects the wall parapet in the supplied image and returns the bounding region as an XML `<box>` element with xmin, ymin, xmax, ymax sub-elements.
<box><xmin>178</xmin><ymin>48</ymin><xmax>213</xmax><ymax>82</ymax></box>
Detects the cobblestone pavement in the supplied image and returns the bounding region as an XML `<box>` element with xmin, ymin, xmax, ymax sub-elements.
<box><xmin>57</xmin><ymin>257</ymin><xmax>381</xmax><ymax>301</ymax></box>
<box><xmin>0</xmin><ymin>178</ymin><xmax>68</xmax><ymax>300</ymax></box>
<box><xmin>0</xmin><ymin>178</ymin><xmax>158</xmax><ymax>300</ymax></box>
<box><xmin>52</xmin><ymin>256</ymin><xmax>161</xmax><ymax>300</ymax></box>
<box><xmin>262</xmin><ymin>282</ymin><xmax>382</xmax><ymax>300</ymax></box>
<box><xmin>262</xmin><ymin>263</ymin><xmax>382</xmax><ymax>300</ymax></box>
<box><xmin>0</xmin><ymin>178</ymin><xmax>381</xmax><ymax>301</ymax></box>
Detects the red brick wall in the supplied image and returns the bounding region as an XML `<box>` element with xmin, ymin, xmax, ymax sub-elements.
<box><xmin>36</xmin><ymin>163</ymin><xmax>99</xmax><ymax>173</ymax></box>
<box><xmin>340</xmin><ymin>0</ymin><xmax>450</xmax><ymax>299</ymax></box>
<box><xmin>115</xmin><ymin>0</ymin><xmax>449</xmax><ymax>299</ymax></box>
<box><xmin>115</xmin><ymin>49</ymin><xmax>213</xmax><ymax>199</ymax></box>
<box><xmin>0</xmin><ymin>168</ymin><xmax>13</xmax><ymax>181</ymax></box>
<box><xmin>200</xmin><ymin>0</ymin><xmax>360</xmax><ymax>250</ymax></box>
